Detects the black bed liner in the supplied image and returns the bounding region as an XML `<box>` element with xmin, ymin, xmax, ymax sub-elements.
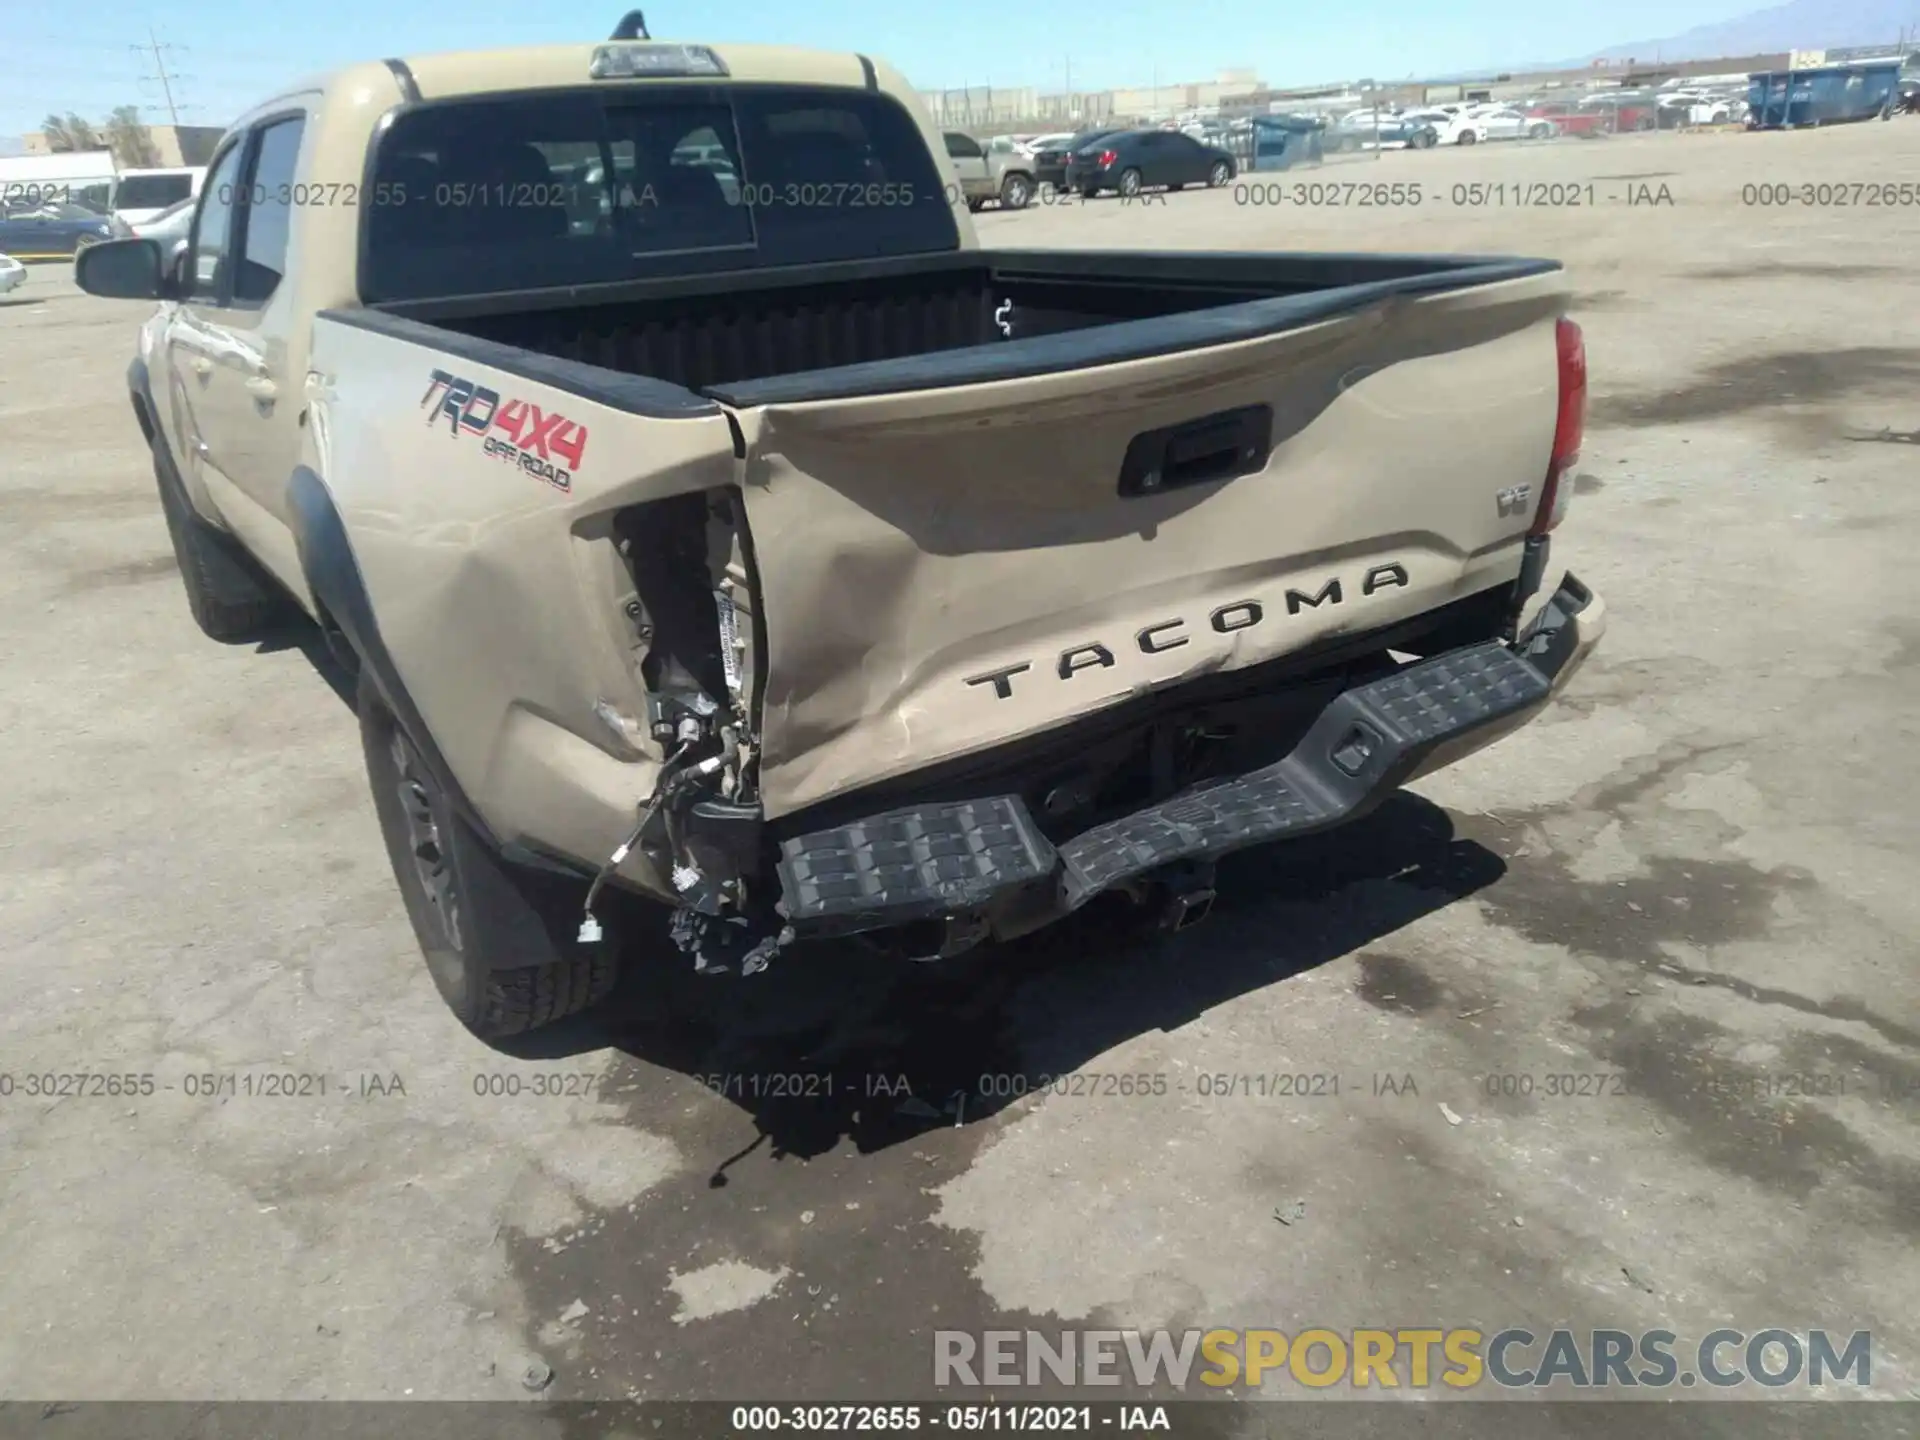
<box><xmin>326</xmin><ymin>248</ymin><xmax>1559</xmax><ymax>411</ymax></box>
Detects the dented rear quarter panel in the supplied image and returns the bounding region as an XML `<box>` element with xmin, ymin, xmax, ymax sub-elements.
<box><xmin>307</xmin><ymin>312</ymin><xmax>740</xmax><ymax>890</ymax></box>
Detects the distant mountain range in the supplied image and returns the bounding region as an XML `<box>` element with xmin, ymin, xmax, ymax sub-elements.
<box><xmin>1558</xmin><ymin>0</ymin><xmax>1919</xmax><ymax>65</ymax></box>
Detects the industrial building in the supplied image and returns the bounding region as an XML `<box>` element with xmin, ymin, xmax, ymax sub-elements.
<box><xmin>21</xmin><ymin>123</ymin><xmax>224</xmax><ymax>167</ymax></box>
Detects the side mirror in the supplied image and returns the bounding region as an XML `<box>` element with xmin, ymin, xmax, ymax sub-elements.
<box><xmin>74</xmin><ymin>238</ymin><xmax>166</xmax><ymax>301</ymax></box>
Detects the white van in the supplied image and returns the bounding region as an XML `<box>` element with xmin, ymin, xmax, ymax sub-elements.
<box><xmin>112</xmin><ymin>166</ymin><xmax>207</xmax><ymax>227</ymax></box>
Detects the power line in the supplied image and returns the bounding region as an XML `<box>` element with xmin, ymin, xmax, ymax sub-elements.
<box><xmin>131</xmin><ymin>26</ymin><xmax>183</xmax><ymax>126</ymax></box>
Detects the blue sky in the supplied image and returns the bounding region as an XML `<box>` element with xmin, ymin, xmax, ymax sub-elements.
<box><xmin>7</xmin><ymin>0</ymin><xmax>1758</xmax><ymax>138</ymax></box>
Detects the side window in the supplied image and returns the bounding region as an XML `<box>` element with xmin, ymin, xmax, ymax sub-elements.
<box><xmin>189</xmin><ymin>142</ymin><xmax>247</xmax><ymax>298</ymax></box>
<box><xmin>944</xmin><ymin>132</ymin><xmax>983</xmax><ymax>160</ymax></box>
<box><xmin>234</xmin><ymin>116</ymin><xmax>306</xmax><ymax>305</ymax></box>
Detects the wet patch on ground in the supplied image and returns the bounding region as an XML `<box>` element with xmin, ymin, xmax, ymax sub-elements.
<box><xmin>59</xmin><ymin>553</ymin><xmax>177</xmax><ymax>594</ymax></box>
<box><xmin>1568</xmin><ymin>1002</ymin><xmax>1920</xmax><ymax>1237</ymax></box>
<box><xmin>1589</xmin><ymin>347</ymin><xmax>1920</xmax><ymax>428</ymax></box>
<box><xmin>1684</xmin><ymin>262</ymin><xmax>1908</xmax><ymax>283</ymax></box>
<box><xmin>1843</xmin><ymin>425</ymin><xmax>1920</xmax><ymax>446</ymax></box>
<box><xmin>499</xmin><ymin>796</ymin><xmax>1510</xmax><ymax>1401</ymax></box>
<box><xmin>1457</xmin><ymin>739</ymin><xmax>1920</xmax><ymax>1053</ymax></box>
<box><xmin>1571</xmin><ymin>289</ymin><xmax>1637</xmax><ymax>311</ymax></box>
<box><xmin>1355</xmin><ymin>951</ymin><xmax>1446</xmax><ymax>1015</ymax></box>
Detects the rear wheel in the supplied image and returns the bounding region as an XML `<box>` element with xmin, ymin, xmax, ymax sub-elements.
<box><xmin>359</xmin><ymin>674</ymin><xmax>618</xmax><ymax>1040</ymax></box>
<box><xmin>1528</xmin><ymin>122</ymin><xmax>1554</xmax><ymax>139</ymax></box>
<box><xmin>999</xmin><ymin>171</ymin><xmax>1033</xmax><ymax>209</ymax></box>
<box><xmin>1118</xmin><ymin>167</ymin><xmax>1143</xmax><ymax>198</ymax></box>
<box><xmin>1458</xmin><ymin>130</ymin><xmax>1478</xmax><ymax>145</ymax></box>
<box><xmin>151</xmin><ymin>439</ymin><xmax>293</xmax><ymax>642</ymax></box>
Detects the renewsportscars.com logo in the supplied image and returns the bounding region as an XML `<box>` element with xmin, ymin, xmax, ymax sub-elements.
<box><xmin>933</xmin><ymin>1328</ymin><xmax>1874</xmax><ymax>1392</ymax></box>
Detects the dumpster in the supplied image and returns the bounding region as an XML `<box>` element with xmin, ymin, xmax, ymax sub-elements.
<box><xmin>1747</xmin><ymin>62</ymin><xmax>1901</xmax><ymax>127</ymax></box>
<box><xmin>1229</xmin><ymin>114</ymin><xmax>1327</xmax><ymax>171</ymax></box>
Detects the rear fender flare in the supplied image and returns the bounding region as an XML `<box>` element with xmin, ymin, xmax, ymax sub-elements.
<box><xmin>287</xmin><ymin>464</ymin><xmax>498</xmax><ymax>847</ymax></box>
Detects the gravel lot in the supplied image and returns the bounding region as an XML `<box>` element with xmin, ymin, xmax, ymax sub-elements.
<box><xmin>1</xmin><ymin>121</ymin><xmax>1917</xmax><ymax>1428</ymax></box>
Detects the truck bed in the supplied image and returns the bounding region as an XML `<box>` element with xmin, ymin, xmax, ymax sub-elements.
<box><xmin>373</xmin><ymin>248</ymin><xmax>1558</xmax><ymax>404</ymax></box>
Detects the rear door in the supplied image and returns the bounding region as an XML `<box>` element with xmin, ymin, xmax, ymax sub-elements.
<box><xmin>166</xmin><ymin>112</ymin><xmax>312</xmax><ymax>586</ymax></box>
<box><xmin>715</xmin><ymin>270</ymin><xmax>1569</xmax><ymax>818</ymax></box>
<box><xmin>1164</xmin><ymin>133</ymin><xmax>1208</xmax><ymax>184</ymax></box>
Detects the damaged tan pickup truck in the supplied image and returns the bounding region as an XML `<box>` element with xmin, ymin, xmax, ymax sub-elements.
<box><xmin>79</xmin><ymin>17</ymin><xmax>1606</xmax><ymax>1040</ymax></box>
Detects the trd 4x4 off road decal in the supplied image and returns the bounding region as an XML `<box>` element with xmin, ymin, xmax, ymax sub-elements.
<box><xmin>420</xmin><ymin>369</ymin><xmax>589</xmax><ymax>494</ymax></box>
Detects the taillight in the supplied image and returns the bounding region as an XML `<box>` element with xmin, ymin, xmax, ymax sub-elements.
<box><xmin>1532</xmin><ymin>316</ymin><xmax>1587</xmax><ymax>536</ymax></box>
<box><xmin>1097</xmin><ymin>149</ymin><xmax>1118</xmax><ymax>166</ymax></box>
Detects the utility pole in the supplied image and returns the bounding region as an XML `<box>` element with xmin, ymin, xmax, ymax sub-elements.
<box><xmin>133</xmin><ymin>26</ymin><xmax>183</xmax><ymax>126</ymax></box>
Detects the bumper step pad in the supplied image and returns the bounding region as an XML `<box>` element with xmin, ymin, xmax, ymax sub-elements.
<box><xmin>776</xmin><ymin>640</ymin><xmax>1552</xmax><ymax>935</ymax></box>
<box><xmin>775</xmin><ymin>797</ymin><xmax>1058</xmax><ymax>936</ymax></box>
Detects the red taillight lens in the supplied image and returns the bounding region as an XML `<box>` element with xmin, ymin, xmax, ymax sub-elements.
<box><xmin>1097</xmin><ymin>149</ymin><xmax>1118</xmax><ymax>166</ymax></box>
<box><xmin>1532</xmin><ymin>316</ymin><xmax>1587</xmax><ymax>536</ymax></box>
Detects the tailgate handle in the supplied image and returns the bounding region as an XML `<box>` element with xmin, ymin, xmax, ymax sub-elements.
<box><xmin>1118</xmin><ymin>405</ymin><xmax>1273</xmax><ymax>498</ymax></box>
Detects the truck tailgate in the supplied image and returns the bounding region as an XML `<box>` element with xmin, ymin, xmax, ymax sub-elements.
<box><xmin>717</xmin><ymin>272</ymin><xmax>1567</xmax><ymax>820</ymax></box>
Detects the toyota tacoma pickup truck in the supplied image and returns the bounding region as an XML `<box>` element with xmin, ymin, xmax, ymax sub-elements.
<box><xmin>77</xmin><ymin>17</ymin><xmax>1605</xmax><ymax>1041</ymax></box>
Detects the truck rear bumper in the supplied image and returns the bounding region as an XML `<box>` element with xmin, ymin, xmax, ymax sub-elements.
<box><xmin>773</xmin><ymin>571</ymin><xmax>1604</xmax><ymax>947</ymax></box>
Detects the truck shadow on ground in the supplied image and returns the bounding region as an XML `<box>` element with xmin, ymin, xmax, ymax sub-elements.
<box><xmin>542</xmin><ymin>791</ymin><xmax>1504</xmax><ymax>1168</ymax></box>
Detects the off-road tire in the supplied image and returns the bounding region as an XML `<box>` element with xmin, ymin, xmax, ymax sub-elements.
<box><xmin>999</xmin><ymin>172</ymin><xmax>1033</xmax><ymax>209</ymax></box>
<box><xmin>151</xmin><ymin>440</ymin><xmax>293</xmax><ymax>642</ymax></box>
<box><xmin>359</xmin><ymin>673</ymin><xmax>618</xmax><ymax>1040</ymax></box>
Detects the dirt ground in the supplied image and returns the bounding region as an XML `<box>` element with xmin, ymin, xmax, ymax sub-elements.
<box><xmin>1</xmin><ymin>120</ymin><xmax>1917</xmax><ymax>1430</ymax></box>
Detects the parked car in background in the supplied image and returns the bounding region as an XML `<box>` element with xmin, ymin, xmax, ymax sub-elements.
<box><xmin>0</xmin><ymin>252</ymin><xmax>26</xmax><ymax>295</ymax></box>
<box><xmin>1402</xmin><ymin>108</ymin><xmax>1488</xmax><ymax>145</ymax></box>
<box><xmin>1030</xmin><ymin>128</ymin><xmax>1127</xmax><ymax>191</ymax></box>
<box><xmin>1579</xmin><ymin>93</ymin><xmax>1659</xmax><ymax>131</ymax></box>
<box><xmin>1657</xmin><ymin>91</ymin><xmax>1741</xmax><ymax>125</ymax></box>
<box><xmin>1064</xmin><ymin>127</ymin><xmax>1236</xmax><ymax>196</ymax></box>
<box><xmin>0</xmin><ymin>199</ymin><xmax>129</xmax><ymax>260</ymax></box>
<box><xmin>943</xmin><ymin>132</ymin><xmax>1040</xmax><ymax>210</ymax></box>
<box><xmin>1473</xmin><ymin>106</ymin><xmax>1557</xmax><ymax>140</ymax></box>
<box><xmin>944</xmin><ymin>131</ymin><xmax>997</xmax><ymax>210</ymax></box>
<box><xmin>1526</xmin><ymin>102</ymin><xmax>1608</xmax><ymax>137</ymax></box>
<box><xmin>984</xmin><ymin>135</ymin><xmax>1039</xmax><ymax>208</ymax></box>
<box><xmin>111</xmin><ymin>166</ymin><xmax>207</xmax><ymax>227</ymax></box>
<box><xmin>1325</xmin><ymin>110</ymin><xmax>1439</xmax><ymax>151</ymax></box>
<box><xmin>129</xmin><ymin>195</ymin><xmax>195</xmax><ymax>246</ymax></box>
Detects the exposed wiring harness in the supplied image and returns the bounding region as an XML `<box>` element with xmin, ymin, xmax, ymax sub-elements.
<box><xmin>576</xmin><ymin>740</ymin><xmax>695</xmax><ymax>942</ymax></box>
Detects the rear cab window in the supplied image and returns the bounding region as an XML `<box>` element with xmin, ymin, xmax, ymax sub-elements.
<box><xmin>361</xmin><ymin>84</ymin><xmax>961</xmax><ymax>303</ymax></box>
